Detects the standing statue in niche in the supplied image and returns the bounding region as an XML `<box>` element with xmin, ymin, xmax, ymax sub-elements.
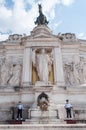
<box><xmin>32</xmin><ymin>49</ymin><xmax>52</xmax><ymax>85</ymax></box>
<box><xmin>35</xmin><ymin>4</ymin><xmax>49</xmax><ymax>25</ymax></box>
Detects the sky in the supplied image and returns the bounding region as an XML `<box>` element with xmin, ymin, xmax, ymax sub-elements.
<box><xmin>0</xmin><ymin>0</ymin><xmax>86</xmax><ymax>41</ymax></box>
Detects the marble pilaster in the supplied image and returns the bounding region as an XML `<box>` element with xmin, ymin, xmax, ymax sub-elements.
<box><xmin>53</xmin><ymin>47</ymin><xmax>65</xmax><ymax>86</ymax></box>
<box><xmin>22</xmin><ymin>48</ymin><xmax>32</xmax><ymax>86</ymax></box>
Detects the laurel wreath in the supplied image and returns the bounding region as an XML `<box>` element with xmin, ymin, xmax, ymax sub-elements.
<box><xmin>39</xmin><ymin>101</ymin><xmax>48</xmax><ymax>111</ymax></box>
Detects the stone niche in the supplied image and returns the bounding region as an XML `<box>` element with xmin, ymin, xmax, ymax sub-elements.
<box><xmin>32</xmin><ymin>48</ymin><xmax>54</xmax><ymax>86</ymax></box>
<box><xmin>22</xmin><ymin>25</ymin><xmax>65</xmax><ymax>87</ymax></box>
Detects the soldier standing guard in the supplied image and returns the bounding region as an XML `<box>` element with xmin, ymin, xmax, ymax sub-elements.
<box><xmin>16</xmin><ymin>101</ymin><xmax>23</xmax><ymax>120</ymax></box>
<box><xmin>64</xmin><ymin>99</ymin><xmax>73</xmax><ymax>118</ymax></box>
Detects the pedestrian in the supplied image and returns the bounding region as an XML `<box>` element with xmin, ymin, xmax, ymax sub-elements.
<box><xmin>64</xmin><ymin>99</ymin><xmax>73</xmax><ymax>118</ymax></box>
<box><xmin>16</xmin><ymin>101</ymin><xmax>23</xmax><ymax>120</ymax></box>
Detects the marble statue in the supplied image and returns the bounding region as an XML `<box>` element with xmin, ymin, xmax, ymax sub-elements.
<box><xmin>37</xmin><ymin>49</ymin><xmax>48</xmax><ymax>83</ymax></box>
<box><xmin>32</xmin><ymin>49</ymin><xmax>52</xmax><ymax>84</ymax></box>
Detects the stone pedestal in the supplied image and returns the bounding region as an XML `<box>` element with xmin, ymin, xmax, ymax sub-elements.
<box><xmin>9</xmin><ymin>120</ymin><xmax>23</xmax><ymax>124</ymax></box>
<box><xmin>28</xmin><ymin>109</ymin><xmax>58</xmax><ymax>119</ymax></box>
<box><xmin>64</xmin><ymin>119</ymin><xmax>76</xmax><ymax>124</ymax></box>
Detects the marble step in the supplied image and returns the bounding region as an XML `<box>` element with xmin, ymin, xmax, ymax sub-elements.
<box><xmin>0</xmin><ymin>124</ymin><xmax>86</xmax><ymax>130</ymax></box>
<box><xmin>23</xmin><ymin>118</ymin><xmax>65</xmax><ymax>124</ymax></box>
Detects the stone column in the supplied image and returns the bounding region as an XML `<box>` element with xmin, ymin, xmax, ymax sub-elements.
<box><xmin>53</xmin><ymin>47</ymin><xmax>65</xmax><ymax>86</ymax></box>
<box><xmin>22</xmin><ymin>48</ymin><xmax>32</xmax><ymax>86</ymax></box>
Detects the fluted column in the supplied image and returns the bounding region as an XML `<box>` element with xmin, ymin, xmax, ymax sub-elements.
<box><xmin>22</xmin><ymin>48</ymin><xmax>32</xmax><ymax>86</ymax></box>
<box><xmin>53</xmin><ymin>47</ymin><xmax>65</xmax><ymax>86</ymax></box>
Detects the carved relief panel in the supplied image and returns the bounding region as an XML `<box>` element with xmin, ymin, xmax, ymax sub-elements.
<box><xmin>0</xmin><ymin>57</ymin><xmax>23</xmax><ymax>86</ymax></box>
<box><xmin>63</xmin><ymin>56</ymin><xmax>86</xmax><ymax>86</ymax></box>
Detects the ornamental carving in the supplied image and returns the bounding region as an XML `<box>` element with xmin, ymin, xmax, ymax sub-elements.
<box><xmin>63</xmin><ymin>57</ymin><xmax>86</xmax><ymax>86</ymax></box>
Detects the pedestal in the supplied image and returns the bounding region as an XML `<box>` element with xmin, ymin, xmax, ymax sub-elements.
<box><xmin>64</xmin><ymin>119</ymin><xmax>76</xmax><ymax>124</ymax></box>
<box><xmin>28</xmin><ymin>109</ymin><xmax>58</xmax><ymax>119</ymax></box>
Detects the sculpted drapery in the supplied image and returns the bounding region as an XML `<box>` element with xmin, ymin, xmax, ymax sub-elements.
<box><xmin>32</xmin><ymin>49</ymin><xmax>52</xmax><ymax>84</ymax></box>
<box><xmin>36</xmin><ymin>49</ymin><xmax>48</xmax><ymax>83</ymax></box>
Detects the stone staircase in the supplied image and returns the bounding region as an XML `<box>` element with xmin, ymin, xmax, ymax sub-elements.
<box><xmin>0</xmin><ymin>124</ymin><xmax>86</xmax><ymax>130</ymax></box>
<box><xmin>23</xmin><ymin>118</ymin><xmax>65</xmax><ymax>124</ymax></box>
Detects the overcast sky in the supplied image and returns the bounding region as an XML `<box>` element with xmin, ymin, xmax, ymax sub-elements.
<box><xmin>0</xmin><ymin>0</ymin><xmax>86</xmax><ymax>41</ymax></box>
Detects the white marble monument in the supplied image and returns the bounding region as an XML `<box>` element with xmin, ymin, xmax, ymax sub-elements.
<box><xmin>0</xmin><ymin>5</ymin><xmax>86</xmax><ymax>123</ymax></box>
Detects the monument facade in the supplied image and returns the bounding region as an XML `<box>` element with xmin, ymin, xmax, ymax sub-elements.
<box><xmin>0</xmin><ymin>5</ymin><xmax>86</xmax><ymax>122</ymax></box>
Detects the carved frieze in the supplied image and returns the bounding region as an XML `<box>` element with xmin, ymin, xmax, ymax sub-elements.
<box><xmin>58</xmin><ymin>33</ymin><xmax>77</xmax><ymax>42</ymax></box>
<box><xmin>7</xmin><ymin>34</ymin><xmax>22</xmax><ymax>42</ymax></box>
<box><xmin>0</xmin><ymin>57</ymin><xmax>22</xmax><ymax>86</ymax></box>
<box><xmin>63</xmin><ymin>57</ymin><xmax>86</xmax><ymax>86</ymax></box>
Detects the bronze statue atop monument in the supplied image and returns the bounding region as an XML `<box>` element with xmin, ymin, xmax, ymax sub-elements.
<box><xmin>35</xmin><ymin>4</ymin><xmax>49</xmax><ymax>25</ymax></box>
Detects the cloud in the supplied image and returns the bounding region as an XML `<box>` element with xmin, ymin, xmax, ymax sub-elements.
<box><xmin>0</xmin><ymin>6</ymin><xmax>12</xmax><ymax>20</ymax></box>
<box><xmin>0</xmin><ymin>0</ymin><xmax>5</xmax><ymax>5</ymax></box>
<box><xmin>0</xmin><ymin>0</ymin><xmax>75</xmax><ymax>41</ymax></box>
<box><xmin>78</xmin><ymin>33</ymin><xmax>86</xmax><ymax>40</ymax></box>
<box><xmin>53</xmin><ymin>20</ymin><xmax>63</xmax><ymax>32</ymax></box>
<box><xmin>0</xmin><ymin>33</ymin><xmax>9</xmax><ymax>41</ymax></box>
<box><xmin>61</xmin><ymin>0</ymin><xmax>74</xmax><ymax>6</ymax></box>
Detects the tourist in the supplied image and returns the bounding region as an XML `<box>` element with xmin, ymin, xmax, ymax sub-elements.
<box><xmin>64</xmin><ymin>99</ymin><xmax>73</xmax><ymax>118</ymax></box>
<box><xmin>16</xmin><ymin>101</ymin><xmax>23</xmax><ymax>120</ymax></box>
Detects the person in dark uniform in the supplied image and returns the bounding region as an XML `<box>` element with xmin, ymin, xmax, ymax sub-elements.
<box><xmin>64</xmin><ymin>99</ymin><xmax>73</xmax><ymax>118</ymax></box>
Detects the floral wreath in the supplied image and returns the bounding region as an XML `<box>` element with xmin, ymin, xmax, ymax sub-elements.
<box><xmin>39</xmin><ymin>101</ymin><xmax>48</xmax><ymax>111</ymax></box>
<box><xmin>37</xmin><ymin>92</ymin><xmax>49</xmax><ymax>111</ymax></box>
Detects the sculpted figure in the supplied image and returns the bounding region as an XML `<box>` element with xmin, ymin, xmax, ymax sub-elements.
<box><xmin>32</xmin><ymin>49</ymin><xmax>52</xmax><ymax>84</ymax></box>
<box><xmin>37</xmin><ymin>49</ymin><xmax>48</xmax><ymax>83</ymax></box>
<box><xmin>1</xmin><ymin>61</ymin><xmax>12</xmax><ymax>85</ymax></box>
<box><xmin>35</xmin><ymin>4</ymin><xmax>49</xmax><ymax>25</ymax></box>
<box><xmin>74</xmin><ymin>63</ymin><xmax>82</xmax><ymax>84</ymax></box>
<box><xmin>9</xmin><ymin>64</ymin><xmax>22</xmax><ymax>85</ymax></box>
<box><xmin>64</xmin><ymin>58</ymin><xmax>86</xmax><ymax>86</ymax></box>
<box><xmin>0</xmin><ymin>57</ymin><xmax>22</xmax><ymax>85</ymax></box>
<box><xmin>83</xmin><ymin>61</ymin><xmax>86</xmax><ymax>83</ymax></box>
<box><xmin>64</xmin><ymin>62</ymin><xmax>77</xmax><ymax>86</ymax></box>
